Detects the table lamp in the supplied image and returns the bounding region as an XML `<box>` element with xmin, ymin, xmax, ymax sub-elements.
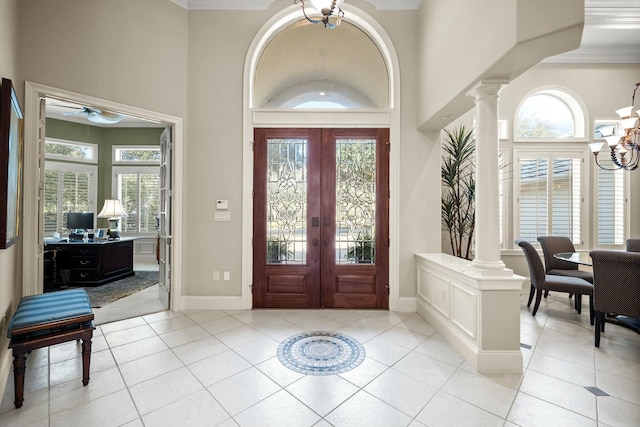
<box><xmin>97</xmin><ymin>199</ymin><xmax>127</xmax><ymax>239</ymax></box>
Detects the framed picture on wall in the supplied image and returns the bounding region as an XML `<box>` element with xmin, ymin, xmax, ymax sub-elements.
<box><xmin>0</xmin><ymin>78</ymin><xmax>24</xmax><ymax>249</ymax></box>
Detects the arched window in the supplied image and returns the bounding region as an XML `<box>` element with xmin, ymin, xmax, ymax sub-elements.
<box><xmin>513</xmin><ymin>88</ymin><xmax>588</xmax><ymax>246</ymax></box>
<box><xmin>512</xmin><ymin>87</ymin><xmax>627</xmax><ymax>249</ymax></box>
<box><xmin>254</xmin><ymin>21</ymin><xmax>388</xmax><ymax>110</ymax></box>
<box><xmin>515</xmin><ymin>88</ymin><xmax>586</xmax><ymax>140</ymax></box>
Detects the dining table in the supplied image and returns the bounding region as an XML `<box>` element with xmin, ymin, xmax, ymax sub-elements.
<box><xmin>553</xmin><ymin>251</ymin><xmax>592</xmax><ymax>266</ymax></box>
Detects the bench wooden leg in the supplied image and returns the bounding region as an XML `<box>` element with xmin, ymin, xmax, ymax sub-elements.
<box><xmin>12</xmin><ymin>353</ymin><xmax>26</xmax><ymax>409</ymax></box>
<box><xmin>81</xmin><ymin>337</ymin><xmax>92</xmax><ymax>386</ymax></box>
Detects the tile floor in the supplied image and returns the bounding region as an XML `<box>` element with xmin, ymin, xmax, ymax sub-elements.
<box><xmin>1</xmin><ymin>291</ymin><xmax>639</xmax><ymax>427</ymax></box>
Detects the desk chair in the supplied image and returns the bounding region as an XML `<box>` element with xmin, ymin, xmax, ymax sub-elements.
<box><xmin>516</xmin><ymin>239</ymin><xmax>594</xmax><ymax>323</ymax></box>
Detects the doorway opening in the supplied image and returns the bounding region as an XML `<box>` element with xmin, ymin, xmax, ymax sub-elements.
<box><xmin>23</xmin><ymin>82</ymin><xmax>183</xmax><ymax>323</ymax></box>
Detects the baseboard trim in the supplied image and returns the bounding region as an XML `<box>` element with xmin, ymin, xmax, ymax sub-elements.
<box><xmin>393</xmin><ymin>296</ymin><xmax>417</xmax><ymax>312</ymax></box>
<box><xmin>182</xmin><ymin>296</ymin><xmax>243</xmax><ymax>311</ymax></box>
<box><xmin>0</xmin><ymin>350</ymin><xmax>11</xmax><ymax>401</ymax></box>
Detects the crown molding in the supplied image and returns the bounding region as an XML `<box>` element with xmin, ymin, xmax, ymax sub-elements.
<box><xmin>366</xmin><ymin>0</ymin><xmax>422</xmax><ymax>10</ymax></box>
<box><xmin>544</xmin><ymin>43</ymin><xmax>640</xmax><ymax>64</ymax></box>
<box><xmin>171</xmin><ymin>0</ymin><xmax>422</xmax><ymax>10</ymax></box>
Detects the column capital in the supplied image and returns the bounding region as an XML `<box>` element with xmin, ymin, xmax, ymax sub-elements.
<box><xmin>466</xmin><ymin>79</ymin><xmax>510</xmax><ymax>99</ymax></box>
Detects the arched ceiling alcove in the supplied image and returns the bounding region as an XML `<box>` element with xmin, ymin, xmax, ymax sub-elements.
<box><xmin>254</xmin><ymin>20</ymin><xmax>389</xmax><ymax>109</ymax></box>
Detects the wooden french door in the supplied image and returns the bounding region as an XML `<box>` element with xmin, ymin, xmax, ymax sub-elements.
<box><xmin>253</xmin><ymin>128</ymin><xmax>389</xmax><ymax>309</ymax></box>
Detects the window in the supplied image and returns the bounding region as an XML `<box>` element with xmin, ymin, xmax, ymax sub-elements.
<box><xmin>514</xmin><ymin>88</ymin><xmax>586</xmax><ymax>140</ymax></box>
<box><xmin>113</xmin><ymin>166</ymin><xmax>160</xmax><ymax>234</ymax></box>
<box><xmin>113</xmin><ymin>146</ymin><xmax>161</xmax><ymax>164</ymax></box>
<box><xmin>514</xmin><ymin>150</ymin><xmax>585</xmax><ymax>245</ymax></box>
<box><xmin>43</xmin><ymin>162</ymin><xmax>97</xmax><ymax>235</ymax></box>
<box><xmin>595</xmin><ymin>160</ymin><xmax>628</xmax><ymax>246</ymax></box>
<box><xmin>45</xmin><ymin>138</ymin><xmax>97</xmax><ymax>163</ymax></box>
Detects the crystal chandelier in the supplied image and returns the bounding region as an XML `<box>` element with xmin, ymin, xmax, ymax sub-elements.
<box><xmin>589</xmin><ymin>82</ymin><xmax>640</xmax><ymax>171</ymax></box>
<box><xmin>294</xmin><ymin>0</ymin><xmax>344</xmax><ymax>28</ymax></box>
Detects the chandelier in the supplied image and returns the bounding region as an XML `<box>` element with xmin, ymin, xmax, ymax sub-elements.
<box><xmin>589</xmin><ymin>82</ymin><xmax>640</xmax><ymax>171</ymax></box>
<box><xmin>294</xmin><ymin>0</ymin><xmax>344</xmax><ymax>28</ymax></box>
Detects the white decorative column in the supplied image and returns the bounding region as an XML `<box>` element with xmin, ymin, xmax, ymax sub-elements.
<box><xmin>467</xmin><ymin>80</ymin><xmax>509</xmax><ymax>271</ymax></box>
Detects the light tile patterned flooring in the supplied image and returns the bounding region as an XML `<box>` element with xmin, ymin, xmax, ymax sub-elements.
<box><xmin>1</xmin><ymin>291</ymin><xmax>639</xmax><ymax>426</ymax></box>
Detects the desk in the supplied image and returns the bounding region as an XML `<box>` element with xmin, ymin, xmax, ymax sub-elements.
<box><xmin>44</xmin><ymin>238</ymin><xmax>135</xmax><ymax>288</ymax></box>
<box><xmin>554</xmin><ymin>252</ymin><xmax>592</xmax><ymax>266</ymax></box>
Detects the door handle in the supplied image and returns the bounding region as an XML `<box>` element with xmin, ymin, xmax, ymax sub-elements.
<box><xmin>313</xmin><ymin>238</ymin><xmax>318</xmax><ymax>246</ymax></box>
<box><xmin>323</xmin><ymin>217</ymin><xmax>330</xmax><ymax>227</ymax></box>
<box><xmin>312</xmin><ymin>217</ymin><xmax>319</xmax><ymax>227</ymax></box>
<box><xmin>323</xmin><ymin>239</ymin><xmax>329</xmax><ymax>246</ymax></box>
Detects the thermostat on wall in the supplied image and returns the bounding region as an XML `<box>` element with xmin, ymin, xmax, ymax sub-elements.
<box><xmin>216</xmin><ymin>200</ymin><xmax>229</xmax><ymax>210</ymax></box>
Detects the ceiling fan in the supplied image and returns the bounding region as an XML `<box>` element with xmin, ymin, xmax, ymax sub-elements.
<box><xmin>61</xmin><ymin>106</ymin><xmax>125</xmax><ymax>124</ymax></box>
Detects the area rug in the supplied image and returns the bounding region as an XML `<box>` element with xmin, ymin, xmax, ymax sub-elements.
<box><xmin>84</xmin><ymin>271</ymin><xmax>159</xmax><ymax>308</ymax></box>
<box><xmin>277</xmin><ymin>331</ymin><xmax>365</xmax><ymax>375</ymax></box>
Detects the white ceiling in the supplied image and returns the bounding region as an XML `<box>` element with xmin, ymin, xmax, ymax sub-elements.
<box><xmin>47</xmin><ymin>0</ymin><xmax>640</xmax><ymax>127</ymax></box>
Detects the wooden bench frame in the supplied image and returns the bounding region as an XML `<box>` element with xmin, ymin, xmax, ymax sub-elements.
<box><xmin>8</xmin><ymin>313</ymin><xmax>95</xmax><ymax>409</ymax></box>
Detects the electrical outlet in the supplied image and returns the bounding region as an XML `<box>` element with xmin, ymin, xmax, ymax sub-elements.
<box><xmin>213</xmin><ymin>271</ymin><xmax>220</xmax><ymax>281</ymax></box>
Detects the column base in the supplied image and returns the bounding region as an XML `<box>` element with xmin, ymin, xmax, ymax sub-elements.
<box><xmin>471</xmin><ymin>258</ymin><xmax>506</xmax><ymax>270</ymax></box>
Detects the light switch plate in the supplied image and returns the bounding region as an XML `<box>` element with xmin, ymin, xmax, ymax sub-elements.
<box><xmin>214</xmin><ymin>211</ymin><xmax>231</xmax><ymax>222</ymax></box>
<box><xmin>216</xmin><ymin>200</ymin><xmax>229</xmax><ymax>210</ymax></box>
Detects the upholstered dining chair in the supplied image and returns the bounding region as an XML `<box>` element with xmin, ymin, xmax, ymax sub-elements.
<box><xmin>589</xmin><ymin>250</ymin><xmax>640</xmax><ymax>347</ymax></box>
<box><xmin>537</xmin><ymin>236</ymin><xmax>594</xmax><ymax>283</ymax></box>
<box><xmin>626</xmin><ymin>238</ymin><xmax>640</xmax><ymax>252</ymax></box>
<box><xmin>516</xmin><ymin>239</ymin><xmax>594</xmax><ymax>323</ymax></box>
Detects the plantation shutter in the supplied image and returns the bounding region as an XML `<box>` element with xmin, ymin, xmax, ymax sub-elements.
<box><xmin>43</xmin><ymin>169</ymin><xmax>60</xmax><ymax>235</ymax></box>
<box><xmin>518</xmin><ymin>158</ymin><xmax>548</xmax><ymax>242</ymax></box>
<box><xmin>140</xmin><ymin>173</ymin><xmax>160</xmax><ymax>233</ymax></box>
<box><xmin>551</xmin><ymin>158</ymin><xmax>581</xmax><ymax>243</ymax></box>
<box><xmin>516</xmin><ymin>152</ymin><xmax>583</xmax><ymax>245</ymax></box>
<box><xmin>596</xmin><ymin>162</ymin><xmax>626</xmax><ymax>245</ymax></box>
<box><xmin>115</xmin><ymin>167</ymin><xmax>160</xmax><ymax>234</ymax></box>
<box><xmin>118</xmin><ymin>173</ymin><xmax>138</xmax><ymax>233</ymax></box>
<box><xmin>43</xmin><ymin>162</ymin><xmax>95</xmax><ymax>236</ymax></box>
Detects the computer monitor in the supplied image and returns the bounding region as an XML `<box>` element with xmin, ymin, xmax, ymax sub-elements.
<box><xmin>66</xmin><ymin>212</ymin><xmax>94</xmax><ymax>231</ymax></box>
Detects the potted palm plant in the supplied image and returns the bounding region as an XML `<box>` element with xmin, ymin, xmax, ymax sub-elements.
<box><xmin>346</xmin><ymin>232</ymin><xmax>375</xmax><ymax>263</ymax></box>
<box><xmin>441</xmin><ymin>125</ymin><xmax>476</xmax><ymax>260</ymax></box>
<box><xmin>267</xmin><ymin>236</ymin><xmax>293</xmax><ymax>263</ymax></box>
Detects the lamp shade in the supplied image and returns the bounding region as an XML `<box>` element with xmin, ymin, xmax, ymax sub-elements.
<box><xmin>97</xmin><ymin>199</ymin><xmax>128</xmax><ymax>218</ymax></box>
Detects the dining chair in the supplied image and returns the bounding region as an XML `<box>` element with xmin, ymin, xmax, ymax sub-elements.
<box><xmin>589</xmin><ymin>250</ymin><xmax>640</xmax><ymax>347</ymax></box>
<box><xmin>516</xmin><ymin>239</ymin><xmax>594</xmax><ymax>322</ymax></box>
<box><xmin>536</xmin><ymin>236</ymin><xmax>594</xmax><ymax>283</ymax></box>
<box><xmin>626</xmin><ymin>238</ymin><xmax>640</xmax><ymax>252</ymax></box>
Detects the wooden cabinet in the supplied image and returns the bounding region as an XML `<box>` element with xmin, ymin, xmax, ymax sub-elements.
<box><xmin>44</xmin><ymin>238</ymin><xmax>135</xmax><ymax>288</ymax></box>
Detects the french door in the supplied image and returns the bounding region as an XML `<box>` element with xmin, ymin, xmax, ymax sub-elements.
<box><xmin>253</xmin><ymin>128</ymin><xmax>389</xmax><ymax>309</ymax></box>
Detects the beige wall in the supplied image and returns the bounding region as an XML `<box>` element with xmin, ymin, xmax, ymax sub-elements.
<box><xmin>418</xmin><ymin>0</ymin><xmax>584</xmax><ymax>130</ymax></box>
<box><xmin>0</xmin><ymin>0</ymin><xmax>21</xmax><ymax>387</ymax></box>
<box><xmin>17</xmin><ymin>0</ymin><xmax>188</xmax><ymax>119</ymax></box>
<box><xmin>10</xmin><ymin>0</ymin><xmax>630</xmax><ymax>308</ymax></box>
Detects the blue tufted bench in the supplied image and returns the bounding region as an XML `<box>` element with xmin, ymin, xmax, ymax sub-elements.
<box><xmin>7</xmin><ymin>288</ymin><xmax>95</xmax><ymax>409</ymax></box>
